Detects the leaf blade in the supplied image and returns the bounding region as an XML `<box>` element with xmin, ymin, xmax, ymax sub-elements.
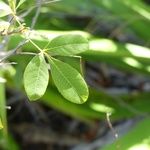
<box><xmin>0</xmin><ymin>1</ymin><xmax>12</xmax><ymax>18</ymax></box>
<box><xmin>8</xmin><ymin>0</ymin><xmax>16</xmax><ymax>12</ymax></box>
<box><xmin>57</xmin><ymin>56</ymin><xmax>83</xmax><ymax>74</ymax></box>
<box><xmin>47</xmin><ymin>34</ymin><xmax>89</xmax><ymax>56</ymax></box>
<box><xmin>16</xmin><ymin>0</ymin><xmax>26</xmax><ymax>9</ymax></box>
<box><xmin>0</xmin><ymin>118</ymin><xmax>3</xmax><ymax>129</ymax></box>
<box><xmin>24</xmin><ymin>54</ymin><xmax>49</xmax><ymax>101</ymax></box>
<box><xmin>49</xmin><ymin>57</ymin><xmax>89</xmax><ymax>104</ymax></box>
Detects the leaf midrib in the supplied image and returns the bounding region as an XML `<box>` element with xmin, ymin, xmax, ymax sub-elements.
<box><xmin>33</xmin><ymin>56</ymin><xmax>44</xmax><ymax>96</ymax></box>
<box><xmin>48</xmin><ymin>42</ymin><xmax>87</xmax><ymax>51</ymax></box>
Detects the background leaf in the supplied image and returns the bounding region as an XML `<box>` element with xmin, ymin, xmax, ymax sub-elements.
<box><xmin>47</xmin><ymin>34</ymin><xmax>89</xmax><ymax>56</ymax></box>
<box><xmin>24</xmin><ymin>54</ymin><xmax>49</xmax><ymax>101</ymax></box>
<box><xmin>16</xmin><ymin>0</ymin><xmax>26</xmax><ymax>9</ymax></box>
<box><xmin>0</xmin><ymin>1</ymin><xmax>12</xmax><ymax>17</ymax></box>
<box><xmin>102</xmin><ymin>118</ymin><xmax>150</xmax><ymax>150</ymax></box>
<box><xmin>8</xmin><ymin>0</ymin><xmax>16</xmax><ymax>12</ymax></box>
<box><xmin>49</xmin><ymin>57</ymin><xmax>89</xmax><ymax>104</ymax></box>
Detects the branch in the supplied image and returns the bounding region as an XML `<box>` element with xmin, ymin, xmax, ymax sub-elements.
<box><xmin>0</xmin><ymin>39</ymin><xmax>29</xmax><ymax>63</ymax></box>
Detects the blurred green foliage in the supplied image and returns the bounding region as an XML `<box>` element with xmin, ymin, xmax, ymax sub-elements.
<box><xmin>0</xmin><ymin>0</ymin><xmax>150</xmax><ymax>149</ymax></box>
<box><xmin>102</xmin><ymin>118</ymin><xmax>150</xmax><ymax>150</ymax></box>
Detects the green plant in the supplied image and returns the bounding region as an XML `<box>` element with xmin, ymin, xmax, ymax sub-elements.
<box><xmin>0</xmin><ymin>0</ymin><xmax>89</xmax><ymax>114</ymax></box>
<box><xmin>0</xmin><ymin>0</ymin><xmax>89</xmax><ymax>103</ymax></box>
<box><xmin>0</xmin><ymin>0</ymin><xmax>89</xmax><ymax>149</ymax></box>
<box><xmin>0</xmin><ymin>0</ymin><xmax>150</xmax><ymax>149</ymax></box>
<box><xmin>23</xmin><ymin>34</ymin><xmax>89</xmax><ymax>103</ymax></box>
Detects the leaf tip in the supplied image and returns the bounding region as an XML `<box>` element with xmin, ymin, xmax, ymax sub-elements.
<box><xmin>28</xmin><ymin>93</ymin><xmax>42</xmax><ymax>101</ymax></box>
<box><xmin>80</xmin><ymin>89</ymin><xmax>89</xmax><ymax>104</ymax></box>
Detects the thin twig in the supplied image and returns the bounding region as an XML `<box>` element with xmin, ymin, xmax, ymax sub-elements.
<box><xmin>106</xmin><ymin>113</ymin><xmax>120</xmax><ymax>150</ymax></box>
<box><xmin>106</xmin><ymin>113</ymin><xmax>118</xmax><ymax>139</ymax></box>
<box><xmin>17</xmin><ymin>52</ymin><xmax>37</xmax><ymax>56</ymax></box>
<box><xmin>30</xmin><ymin>0</ymin><xmax>61</xmax><ymax>29</ymax></box>
<box><xmin>18</xmin><ymin>0</ymin><xmax>61</xmax><ymax>16</ymax></box>
<box><xmin>0</xmin><ymin>62</ymin><xmax>17</xmax><ymax>67</ymax></box>
<box><xmin>31</xmin><ymin>0</ymin><xmax>42</xmax><ymax>29</ymax></box>
<box><xmin>0</xmin><ymin>39</ymin><xmax>29</xmax><ymax>63</ymax></box>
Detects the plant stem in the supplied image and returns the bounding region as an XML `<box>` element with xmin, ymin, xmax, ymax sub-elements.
<box><xmin>29</xmin><ymin>39</ymin><xmax>43</xmax><ymax>52</ymax></box>
<box><xmin>0</xmin><ymin>72</ymin><xmax>8</xmax><ymax>137</ymax></box>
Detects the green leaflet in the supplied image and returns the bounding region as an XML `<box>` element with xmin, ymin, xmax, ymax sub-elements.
<box><xmin>24</xmin><ymin>54</ymin><xmax>49</xmax><ymax>101</ymax></box>
<box><xmin>47</xmin><ymin>34</ymin><xmax>89</xmax><ymax>56</ymax></box>
<box><xmin>16</xmin><ymin>0</ymin><xmax>26</xmax><ymax>9</ymax></box>
<box><xmin>57</xmin><ymin>56</ymin><xmax>83</xmax><ymax>74</ymax></box>
<box><xmin>49</xmin><ymin>57</ymin><xmax>89</xmax><ymax>104</ymax></box>
<box><xmin>8</xmin><ymin>0</ymin><xmax>16</xmax><ymax>12</ymax></box>
<box><xmin>0</xmin><ymin>1</ymin><xmax>12</xmax><ymax>17</ymax></box>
